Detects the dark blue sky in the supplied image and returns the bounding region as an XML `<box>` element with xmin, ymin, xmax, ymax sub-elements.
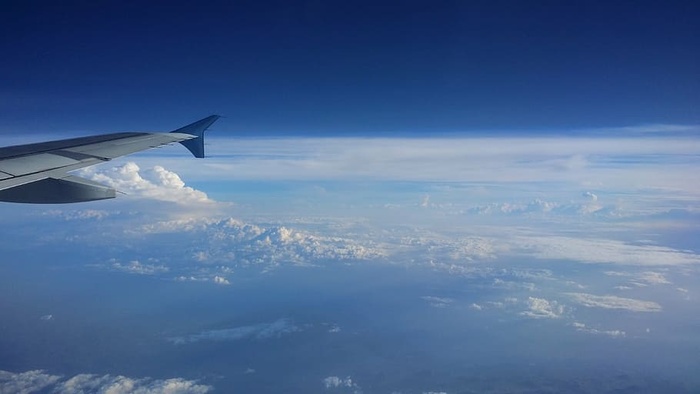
<box><xmin>1</xmin><ymin>1</ymin><xmax>698</xmax><ymax>135</ymax></box>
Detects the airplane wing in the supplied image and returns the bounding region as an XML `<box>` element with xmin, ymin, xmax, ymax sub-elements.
<box><xmin>0</xmin><ymin>115</ymin><xmax>220</xmax><ymax>204</ymax></box>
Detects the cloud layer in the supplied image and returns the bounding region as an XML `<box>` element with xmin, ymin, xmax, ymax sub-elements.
<box><xmin>0</xmin><ymin>370</ymin><xmax>211</xmax><ymax>394</ymax></box>
<box><xmin>176</xmin><ymin>135</ymin><xmax>700</xmax><ymax>194</ymax></box>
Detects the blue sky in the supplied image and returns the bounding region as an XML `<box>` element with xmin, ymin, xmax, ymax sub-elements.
<box><xmin>0</xmin><ymin>1</ymin><xmax>698</xmax><ymax>134</ymax></box>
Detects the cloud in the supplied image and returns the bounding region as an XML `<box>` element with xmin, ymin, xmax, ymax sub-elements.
<box><xmin>567</xmin><ymin>293</ymin><xmax>662</xmax><ymax>312</ymax></box>
<box><xmin>78</xmin><ymin>162</ymin><xmax>212</xmax><ymax>204</ymax></box>
<box><xmin>605</xmin><ymin>270</ymin><xmax>672</xmax><ymax>287</ymax></box>
<box><xmin>328</xmin><ymin>324</ymin><xmax>341</xmax><ymax>333</ymax></box>
<box><xmin>56</xmin><ymin>374</ymin><xmax>211</xmax><ymax>394</ymax></box>
<box><xmin>169</xmin><ymin>318</ymin><xmax>301</xmax><ymax>345</ymax></box>
<box><xmin>183</xmin><ymin>135</ymin><xmax>700</xmax><ymax>196</ymax></box>
<box><xmin>421</xmin><ymin>296</ymin><xmax>454</xmax><ymax>308</ymax></box>
<box><xmin>138</xmin><ymin>217</ymin><xmax>385</xmax><ymax>269</ymax></box>
<box><xmin>109</xmin><ymin>259</ymin><xmax>170</xmax><ymax>275</ymax></box>
<box><xmin>323</xmin><ymin>376</ymin><xmax>361</xmax><ymax>393</ymax></box>
<box><xmin>43</xmin><ymin>209</ymin><xmax>112</xmax><ymax>221</ymax></box>
<box><xmin>0</xmin><ymin>370</ymin><xmax>60</xmax><ymax>394</ymax></box>
<box><xmin>520</xmin><ymin>297</ymin><xmax>565</xmax><ymax>319</ymax></box>
<box><xmin>572</xmin><ymin>322</ymin><xmax>626</xmax><ymax>338</ymax></box>
<box><xmin>514</xmin><ymin>235</ymin><xmax>700</xmax><ymax>266</ymax></box>
<box><xmin>0</xmin><ymin>370</ymin><xmax>211</xmax><ymax>394</ymax></box>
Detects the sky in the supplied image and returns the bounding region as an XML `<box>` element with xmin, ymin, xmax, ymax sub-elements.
<box><xmin>1</xmin><ymin>2</ymin><xmax>700</xmax><ymax>394</ymax></box>
<box><xmin>0</xmin><ymin>1</ymin><xmax>698</xmax><ymax>134</ymax></box>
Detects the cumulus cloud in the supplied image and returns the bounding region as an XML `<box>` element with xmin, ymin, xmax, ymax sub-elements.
<box><xmin>567</xmin><ymin>293</ymin><xmax>662</xmax><ymax>312</ymax></box>
<box><xmin>323</xmin><ymin>376</ymin><xmax>361</xmax><ymax>392</ymax></box>
<box><xmin>79</xmin><ymin>162</ymin><xmax>212</xmax><ymax>204</ymax></box>
<box><xmin>169</xmin><ymin>318</ymin><xmax>301</xmax><ymax>345</ymax></box>
<box><xmin>0</xmin><ymin>370</ymin><xmax>61</xmax><ymax>394</ymax></box>
<box><xmin>469</xmin><ymin>195</ymin><xmax>607</xmax><ymax>217</ymax></box>
<box><xmin>138</xmin><ymin>217</ymin><xmax>385</xmax><ymax>269</ymax></box>
<box><xmin>520</xmin><ymin>297</ymin><xmax>565</xmax><ymax>319</ymax></box>
<box><xmin>0</xmin><ymin>370</ymin><xmax>211</xmax><ymax>394</ymax></box>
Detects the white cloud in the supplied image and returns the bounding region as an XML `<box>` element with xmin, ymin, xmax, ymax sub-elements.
<box><xmin>421</xmin><ymin>296</ymin><xmax>454</xmax><ymax>308</ymax></box>
<box><xmin>605</xmin><ymin>270</ymin><xmax>672</xmax><ymax>287</ymax></box>
<box><xmin>514</xmin><ymin>235</ymin><xmax>700</xmax><ymax>266</ymax></box>
<box><xmin>328</xmin><ymin>324</ymin><xmax>341</xmax><ymax>333</ymax></box>
<box><xmin>520</xmin><ymin>297</ymin><xmax>565</xmax><ymax>319</ymax></box>
<box><xmin>56</xmin><ymin>374</ymin><xmax>211</xmax><ymax>394</ymax></box>
<box><xmin>109</xmin><ymin>260</ymin><xmax>169</xmax><ymax>275</ymax></box>
<box><xmin>138</xmin><ymin>217</ymin><xmax>385</xmax><ymax>269</ymax></box>
<box><xmin>0</xmin><ymin>370</ymin><xmax>211</xmax><ymax>394</ymax></box>
<box><xmin>633</xmin><ymin>271</ymin><xmax>671</xmax><ymax>285</ymax></box>
<box><xmin>169</xmin><ymin>318</ymin><xmax>301</xmax><ymax>345</ymax></box>
<box><xmin>323</xmin><ymin>376</ymin><xmax>361</xmax><ymax>392</ymax></box>
<box><xmin>213</xmin><ymin>276</ymin><xmax>230</xmax><ymax>285</ymax></box>
<box><xmin>567</xmin><ymin>293</ymin><xmax>662</xmax><ymax>312</ymax></box>
<box><xmin>43</xmin><ymin>209</ymin><xmax>112</xmax><ymax>221</ymax></box>
<box><xmin>180</xmin><ymin>135</ymin><xmax>700</xmax><ymax>197</ymax></box>
<box><xmin>571</xmin><ymin>322</ymin><xmax>626</xmax><ymax>338</ymax></box>
<box><xmin>0</xmin><ymin>370</ymin><xmax>61</xmax><ymax>394</ymax></box>
<box><xmin>78</xmin><ymin>162</ymin><xmax>212</xmax><ymax>204</ymax></box>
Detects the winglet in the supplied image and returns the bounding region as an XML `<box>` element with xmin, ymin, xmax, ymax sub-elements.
<box><xmin>170</xmin><ymin>115</ymin><xmax>221</xmax><ymax>158</ymax></box>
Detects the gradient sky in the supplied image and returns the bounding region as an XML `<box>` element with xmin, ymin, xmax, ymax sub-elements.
<box><xmin>1</xmin><ymin>0</ymin><xmax>698</xmax><ymax>135</ymax></box>
<box><xmin>2</xmin><ymin>3</ymin><xmax>700</xmax><ymax>393</ymax></box>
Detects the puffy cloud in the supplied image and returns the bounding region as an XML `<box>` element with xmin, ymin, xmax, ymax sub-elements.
<box><xmin>323</xmin><ymin>376</ymin><xmax>361</xmax><ymax>392</ymax></box>
<box><xmin>0</xmin><ymin>370</ymin><xmax>61</xmax><ymax>394</ymax></box>
<box><xmin>0</xmin><ymin>370</ymin><xmax>211</xmax><ymax>394</ymax></box>
<box><xmin>567</xmin><ymin>293</ymin><xmax>662</xmax><ymax>312</ymax></box>
<box><xmin>56</xmin><ymin>374</ymin><xmax>211</xmax><ymax>394</ymax></box>
<box><xmin>469</xmin><ymin>196</ymin><xmax>607</xmax><ymax>217</ymax></box>
<box><xmin>79</xmin><ymin>162</ymin><xmax>212</xmax><ymax>204</ymax></box>
<box><xmin>213</xmin><ymin>276</ymin><xmax>230</xmax><ymax>285</ymax></box>
<box><xmin>520</xmin><ymin>297</ymin><xmax>565</xmax><ymax>319</ymax></box>
<box><xmin>139</xmin><ymin>217</ymin><xmax>385</xmax><ymax>269</ymax></box>
<box><xmin>169</xmin><ymin>318</ymin><xmax>301</xmax><ymax>345</ymax></box>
